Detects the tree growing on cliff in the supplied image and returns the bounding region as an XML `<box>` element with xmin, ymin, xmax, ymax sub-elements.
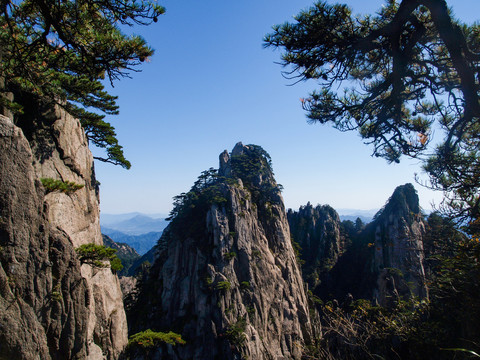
<box><xmin>0</xmin><ymin>0</ymin><xmax>164</xmax><ymax>168</ymax></box>
<box><xmin>264</xmin><ymin>0</ymin><xmax>480</xmax><ymax>223</ymax></box>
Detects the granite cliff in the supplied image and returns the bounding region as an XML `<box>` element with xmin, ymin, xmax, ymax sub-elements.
<box><xmin>290</xmin><ymin>184</ymin><xmax>428</xmax><ymax>307</ymax></box>
<box><xmin>128</xmin><ymin>143</ymin><xmax>316</xmax><ymax>359</ymax></box>
<box><xmin>0</xmin><ymin>101</ymin><xmax>127</xmax><ymax>359</ymax></box>
<box><xmin>371</xmin><ymin>183</ymin><xmax>428</xmax><ymax>306</ymax></box>
<box><xmin>287</xmin><ymin>203</ymin><xmax>344</xmax><ymax>290</ymax></box>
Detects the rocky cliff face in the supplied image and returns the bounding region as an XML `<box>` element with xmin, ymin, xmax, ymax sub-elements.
<box><xmin>371</xmin><ymin>183</ymin><xmax>428</xmax><ymax>306</ymax></box>
<box><xmin>291</xmin><ymin>184</ymin><xmax>428</xmax><ymax>308</ymax></box>
<box><xmin>288</xmin><ymin>203</ymin><xmax>343</xmax><ymax>289</ymax></box>
<box><xmin>0</xmin><ymin>102</ymin><xmax>127</xmax><ymax>358</ymax></box>
<box><xmin>129</xmin><ymin>143</ymin><xmax>316</xmax><ymax>359</ymax></box>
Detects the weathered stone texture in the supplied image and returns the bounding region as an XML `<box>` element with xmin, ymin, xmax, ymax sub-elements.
<box><xmin>372</xmin><ymin>184</ymin><xmax>428</xmax><ymax>306</ymax></box>
<box><xmin>28</xmin><ymin>106</ymin><xmax>128</xmax><ymax>359</ymax></box>
<box><xmin>0</xmin><ymin>105</ymin><xmax>127</xmax><ymax>359</ymax></box>
<box><xmin>288</xmin><ymin>203</ymin><xmax>343</xmax><ymax>289</ymax></box>
<box><xmin>0</xmin><ymin>115</ymin><xmax>89</xmax><ymax>359</ymax></box>
<box><xmin>130</xmin><ymin>143</ymin><xmax>315</xmax><ymax>359</ymax></box>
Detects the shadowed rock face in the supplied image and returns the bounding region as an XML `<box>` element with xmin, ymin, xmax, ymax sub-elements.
<box><xmin>372</xmin><ymin>183</ymin><xmax>428</xmax><ymax>307</ymax></box>
<box><xmin>288</xmin><ymin>203</ymin><xmax>343</xmax><ymax>289</ymax></box>
<box><xmin>129</xmin><ymin>143</ymin><xmax>315</xmax><ymax>360</ymax></box>
<box><xmin>288</xmin><ymin>184</ymin><xmax>428</xmax><ymax>308</ymax></box>
<box><xmin>0</xmin><ymin>102</ymin><xmax>127</xmax><ymax>359</ymax></box>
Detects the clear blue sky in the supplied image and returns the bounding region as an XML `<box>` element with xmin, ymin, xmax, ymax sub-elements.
<box><xmin>93</xmin><ymin>0</ymin><xmax>480</xmax><ymax>216</ymax></box>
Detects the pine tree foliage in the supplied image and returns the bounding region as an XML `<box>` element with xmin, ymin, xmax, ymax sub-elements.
<box><xmin>265</xmin><ymin>0</ymin><xmax>480</xmax><ymax>222</ymax></box>
<box><xmin>0</xmin><ymin>0</ymin><xmax>165</xmax><ymax>168</ymax></box>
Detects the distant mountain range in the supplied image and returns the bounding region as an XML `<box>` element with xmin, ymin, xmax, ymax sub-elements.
<box><xmin>100</xmin><ymin>210</ymin><xmax>377</xmax><ymax>254</ymax></box>
<box><xmin>100</xmin><ymin>213</ymin><xmax>169</xmax><ymax>255</ymax></box>
<box><xmin>336</xmin><ymin>208</ymin><xmax>378</xmax><ymax>223</ymax></box>
<box><xmin>101</xmin><ymin>213</ymin><xmax>169</xmax><ymax>235</ymax></box>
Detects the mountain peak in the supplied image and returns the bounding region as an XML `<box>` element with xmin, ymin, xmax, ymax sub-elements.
<box><xmin>374</xmin><ymin>183</ymin><xmax>421</xmax><ymax>222</ymax></box>
<box><xmin>128</xmin><ymin>143</ymin><xmax>314</xmax><ymax>359</ymax></box>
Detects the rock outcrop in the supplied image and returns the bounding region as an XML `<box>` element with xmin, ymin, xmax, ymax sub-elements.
<box><xmin>371</xmin><ymin>183</ymin><xmax>428</xmax><ymax>306</ymax></box>
<box><xmin>292</xmin><ymin>184</ymin><xmax>428</xmax><ymax>308</ymax></box>
<box><xmin>0</xmin><ymin>114</ymin><xmax>89</xmax><ymax>359</ymax></box>
<box><xmin>0</xmin><ymin>100</ymin><xmax>127</xmax><ymax>359</ymax></box>
<box><xmin>129</xmin><ymin>143</ymin><xmax>316</xmax><ymax>359</ymax></box>
<box><xmin>288</xmin><ymin>203</ymin><xmax>343</xmax><ymax>289</ymax></box>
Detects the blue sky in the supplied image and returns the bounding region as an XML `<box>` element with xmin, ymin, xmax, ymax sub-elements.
<box><xmin>93</xmin><ymin>0</ymin><xmax>480</xmax><ymax>216</ymax></box>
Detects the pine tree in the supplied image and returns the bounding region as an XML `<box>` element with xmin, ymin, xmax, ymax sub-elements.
<box><xmin>0</xmin><ymin>0</ymin><xmax>165</xmax><ymax>168</ymax></box>
<box><xmin>265</xmin><ymin>0</ymin><xmax>480</xmax><ymax>222</ymax></box>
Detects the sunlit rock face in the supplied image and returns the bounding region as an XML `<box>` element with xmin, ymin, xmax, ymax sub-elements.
<box><xmin>129</xmin><ymin>143</ymin><xmax>316</xmax><ymax>360</ymax></box>
<box><xmin>0</xmin><ymin>102</ymin><xmax>127</xmax><ymax>359</ymax></box>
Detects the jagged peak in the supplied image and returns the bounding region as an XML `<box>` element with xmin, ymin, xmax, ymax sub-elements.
<box><xmin>218</xmin><ymin>142</ymin><xmax>276</xmax><ymax>190</ymax></box>
<box><xmin>167</xmin><ymin>143</ymin><xmax>282</xmax><ymax>236</ymax></box>
<box><xmin>293</xmin><ymin>202</ymin><xmax>339</xmax><ymax>221</ymax></box>
<box><xmin>131</xmin><ymin>143</ymin><xmax>313</xmax><ymax>360</ymax></box>
<box><xmin>219</xmin><ymin>141</ymin><xmax>246</xmax><ymax>177</ymax></box>
<box><xmin>374</xmin><ymin>183</ymin><xmax>421</xmax><ymax>223</ymax></box>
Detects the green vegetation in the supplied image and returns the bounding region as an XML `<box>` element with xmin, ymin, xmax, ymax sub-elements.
<box><xmin>297</xmin><ymin>210</ymin><xmax>480</xmax><ymax>359</ymax></box>
<box><xmin>224</xmin><ymin>252</ymin><xmax>237</xmax><ymax>261</ymax></box>
<box><xmin>265</xmin><ymin>0</ymin><xmax>480</xmax><ymax>223</ymax></box>
<box><xmin>109</xmin><ymin>257</ymin><xmax>123</xmax><ymax>272</ymax></box>
<box><xmin>216</xmin><ymin>281</ymin><xmax>231</xmax><ymax>292</ymax></box>
<box><xmin>102</xmin><ymin>235</ymin><xmax>141</xmax><ymax>276</ymax></box>
<box><xmin>225</xmin><ymin>317</ymin><xmax>247</xmax><ymax>347</ymax></box>
<box><xmin>308</xmin><ymin>298</ymin><xmax>428</xmax><ymax>359</ymax></box>
<box><xmin>204</xmin><ymin>277</ymin><xmax>213</xmax><ymax>286</ymax></box>
<box><xmin>51</xmin><ymin>284</ymin><xmax>62</xmax><ymax>302</ymax></box>
<box><xmin>41</xmin><ymin>178</ymin><xmax>84</xmax><ymax>194</ymax></box>
<box><xmin>127</xmin><ymin>330</ymin><xmax>185</xmax><ymax>353</ymax></box>
<box><xmin>75</xmin><ymin>243</ymin><xmax>123</xmax><ymax>272</ymax></box>
<box><xmin>240</xmin><ymin>281</ymin><xmax>251</xmax><ymax>290</ymax></box>
<box><xmin>1</xmin><ymin>0</ymin><xmax>164</xmax><ymax>168</ymax></box>
<box><xmin>373</xmin><ymin>184</ymin><xmax>420</xmax><ymax>223</ymax></box>
<box><xmin>268</xmin><ymin>3</ymin><xmax>480</xmax><ymax>356</ymax></box>
<box><xmin>167</xmin><ymin>168</ymin><xmax>228</xmax><ymax>241</ymax></box>
<box><xmin>165</xmin><ymin>146</ymin><xmax>282</xmax><ymax>247</ymax></box>
<box><xmin>251</xmin><ymin>249</ymin><xmax>261</xmax><ymax>259</ymax></box>
<box><xmin>230</xmin><ymin>145</ymin><xmax>283</xmax><ymax>204</ymax></box>
<box><xmin>290</xmin><ymin>237</ymin><xmax>305</xmax><ymax>266</ymax></box>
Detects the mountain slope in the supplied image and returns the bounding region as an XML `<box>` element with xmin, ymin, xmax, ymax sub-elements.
<box><xmin>299</xmin><ymin>184</ymin><xmax>428</xmax><ymax>307</ymax></box>
<box><xmin>101</xmin><ymin>229</ymin><xmax>162</xmax><ymax>255</ymax></box>
<box><xmin>101</xmin><ymin>215</ymin><xmax>168</xmax><ymax>235</ymax></box>
<box><xmin>128</xmin><ymin>143</ymin><xmax>316</xmax><ymax>359</ymax></box>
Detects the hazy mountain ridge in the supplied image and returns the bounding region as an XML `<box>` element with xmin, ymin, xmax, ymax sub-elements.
<box><xmin>100</xmin><ymin>213</ymin><xmax>168</xmax><ymax>255</ymax></box>
<box><xmin>101</xmin><ymin>229</ymin><xmax>162</xmax><ymax>255</ymax></box>
<box><xmin>100</xmin><ymin>212</ymin><xmax>167</xmax><ymax>226</ymax></box>
<box><xmin>101</xmin><ymin>213</ymin><xmax>169</xmax><ymax>235</ymax></box>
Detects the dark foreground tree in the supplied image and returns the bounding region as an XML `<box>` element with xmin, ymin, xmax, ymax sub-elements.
<box><xmin>265</xmin><ymin>0</ymin><xmax>480</xmax><ymax>223</ymax></box>
<box><xmin>0</xmin><ymin>0</ymin><xmax>165</xmax><ymax>168</ymax></box>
